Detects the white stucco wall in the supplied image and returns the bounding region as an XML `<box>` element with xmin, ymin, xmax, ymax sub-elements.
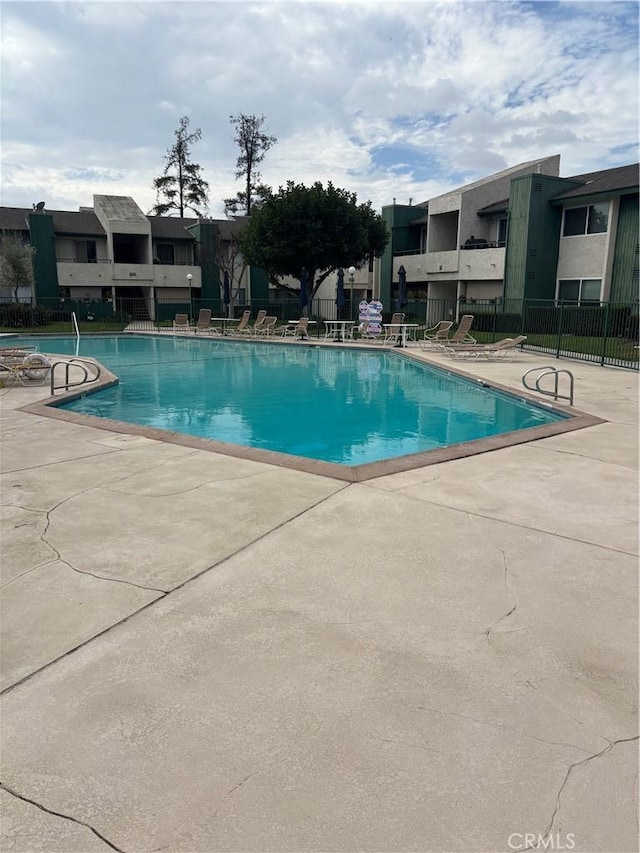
<box><xmin>57</xmin><ymin>263</ymin><xmax>111</xmax><ymax>287</ymax></box>
<box><xmin>153</xmin><ymin>266</ymin><xmax>201</xmax><ymax>289</ymax></box>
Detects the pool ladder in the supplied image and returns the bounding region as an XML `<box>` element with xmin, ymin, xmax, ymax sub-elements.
<box><xmin>522</xmin><ymin>366</ymin><xmax>574</xmax><ymax>407</ymax></box>
<box><xmin>50</xmin><ymin>358</ymin><xmax>101</xmax><ymax>395</ymax></box>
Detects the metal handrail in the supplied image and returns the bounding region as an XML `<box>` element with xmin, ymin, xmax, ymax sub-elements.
<box><xmin>50</xmin><ymin>357</ymin><xmax>101</xmax><ymax>395</ymax></box>
<box><xmin>522</xmin><ymin>366</ymin><xmax>574</xmax><ymax>406</ymax></box>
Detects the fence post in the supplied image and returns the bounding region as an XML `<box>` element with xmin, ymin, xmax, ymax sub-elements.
<box><xmin>600</xmin><ymin>301</ymin><xmax>611</xmax><ymax>367</ymax></box>
<box><xmin>555</xmin><ymin>301</ymin><xmax>564</xmax><ymax>359</ymax></box>
<box><xmin>520</xmin><ymin>299</ymin><xmax>526</xmax><ymax>337</ymax></box>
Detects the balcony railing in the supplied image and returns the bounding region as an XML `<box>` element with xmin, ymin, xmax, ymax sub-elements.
<box><xmin>459</xmin><ymin>241</ymin><xmax>506</xmax><ymax>250</ymax></box>
<box><xmin>56</xmin><ymin>258</ymin><xmax>111</xmax><ymax>263</ymax></box>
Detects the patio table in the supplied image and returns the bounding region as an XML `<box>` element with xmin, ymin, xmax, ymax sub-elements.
<box><xmin>285</xmin><ymin>320</ymin><xmax>317</xmax><ymax>340</ymax></box>
<box><xmin>210</xmin><ymin>317</ymin><xmax>242</xmax><ymax>335</ymax></box>
<box><xmin>383</xmin><ymin>323</ymin><xmax>419</xmax><ymax>348</ymax></box>
<box><xmin>324</xmin><ymin>320</ymin><xmax>355</xmax><ymax>342</ymax></box>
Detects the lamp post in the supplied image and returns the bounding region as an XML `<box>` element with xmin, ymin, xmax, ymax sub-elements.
<box><xmin>186</xmin><ymin>273</ymin><xmax>193</xmax><ymax>323</ymax></box>
<box><xmin>348</xmin><ymin>266</ymin><xmax>356</xmax><ymax>319</ymax></box>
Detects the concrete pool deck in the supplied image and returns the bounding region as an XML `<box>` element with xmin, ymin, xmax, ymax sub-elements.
<box><xmin>0</xmin><ymin>343</ymin><xmax>638</xmax><ymax>852</ymax></box>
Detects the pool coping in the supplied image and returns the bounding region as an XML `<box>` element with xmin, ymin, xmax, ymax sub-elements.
<box><xmin>18</xmin><ymin>342</ymin><xmax>606</xmax><ymax>483</ymax></box>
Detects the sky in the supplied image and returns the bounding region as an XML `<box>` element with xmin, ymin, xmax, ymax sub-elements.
<box><xmin>1</xmin><ymin>0</ymin><xmax>638</xmax><ymax>219</ymax></box>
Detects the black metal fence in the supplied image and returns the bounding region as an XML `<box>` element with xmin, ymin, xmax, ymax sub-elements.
<box><xmin>1</xmin><ymin>296</ymin><xmax>637</xmax><ymax>369</ymax></box>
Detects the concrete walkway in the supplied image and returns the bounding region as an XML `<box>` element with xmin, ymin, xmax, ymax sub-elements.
<box><xmin>0</xmin><ymin>346</ymin><xmax>637</xmax><ymax>853</ymax></box>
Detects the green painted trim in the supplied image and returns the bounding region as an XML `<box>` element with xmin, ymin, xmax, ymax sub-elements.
<box><xmin>28</xmin><ymin>213</ymin><xmax>59</xmax><ymax>299</ymax></box>
<box><xmin>610</xmin><ymin>193</ymin><xmax>640</xmax><ymax>303</ymax></box>
<box><xmin>504</xmin><ymin>174</ymin><xmax>575</xmax><ymax>301</ymax></box>
<box><xmin>550</xmin><ymin>188</ymin><xmax>639</xmax><ymax>208</ymax></box>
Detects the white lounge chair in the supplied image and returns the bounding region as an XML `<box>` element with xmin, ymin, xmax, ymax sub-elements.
<box><xmin>194</xmin><ymin>309</ymin><xmax>213</xmax><ymax>334</ymax></box>
<box><xmin>241</xmin><ymin>310</ymin><xmax>267</xmax><ymax>336</ymax></box>
<box><xmin>280</xmin><ymin>318</ymin><xmax>310</xmax><ymax>339</ymax></box>
<box><xmin>254</xmin><ymin>315</ymin><xmax>278</xmax><ymax>337</ymax></box>
<box><xmin>445</xmin><ymin>335</ymin><xmax>527</xmax><ymax>360</ymax></box>
<box><xmin>0</xmin><ymin>352</ymin><xmax>52</xmax><ymax>386</ymax></box>
<box><xmin>418</xmin><ymin>320</ymin><xmax>453</xmax><ymax>350</ymax></box>
<box><xmin>383</xmin><ymin>313</ymin><xmax>406</xmax><ymax>346</ymax></box>
<box><xmin>442</xmin><ymin>314</ymin><xmax>476</xmax><ymax>346</ymax></box>
<box><xmin>230</xmin><ymin>310</ymin><xmax>251</xmax><ymax>335</ymax></box>
<box><xmin>172</xmin><ymin>313</ymin><xmax>190</xmax><ymax>332</ymax></box>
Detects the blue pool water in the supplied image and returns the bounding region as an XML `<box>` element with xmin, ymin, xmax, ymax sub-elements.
<box><xmin>5</xmin><ymin>335</ymin><xmax>566</xmax><ymax>466</ymax></box>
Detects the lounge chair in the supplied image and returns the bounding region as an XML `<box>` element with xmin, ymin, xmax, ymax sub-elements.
<box><xmin>445</xmin><ymin>335</ymin><xmax>527</xmax><ymax>360</ymax></box>
<box><xmin>441</xmin><ymin>314</ymin><xmax>476</xmax><ymax>346</ymax></box>
<box><xmin>194</xmin><ymin>308</ymin><xmax>213</xmax><ymax>334</ymax></box>
<box><xmin>280</xmin><ymin>317</ymin><xmax>310</xmax><ymax>339</ymax></box>
<box><xmin>241</xmin><ymin>309</ymin><xmax>267</xmax><ymax>336</ymax></box>
<box><xmin>418</xmin><ymin>320</ymin><xmax>453</xmax><ymax>350</ymax></box>
<box><xmin>230</xmin><ymin>310</ymin><xmax>251</xmax><ymax>335</ymax></box>
<box><xmin>172</xmin><ymin>313</ymin><xmax>190</xmax><ymax>332</ymax></box>
<box><xmin>0</xmin><ymin>352</ymin><xmax>52</xmax><ymax>386</ymax></box>
<box><xmin>254</xmin><ymin>315</ymin><xmax>278</xmax><ymax>337</ymax></box>
<box><xmin>382</xmin><ymin>313</ymin><xmax>406</xmax><ymax>346</ymax></box>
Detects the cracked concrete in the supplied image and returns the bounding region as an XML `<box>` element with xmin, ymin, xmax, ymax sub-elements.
<box><xmin>0</xmin><ymin>347</ymin><xmax>637</xmax><ymax>852</ymax></box>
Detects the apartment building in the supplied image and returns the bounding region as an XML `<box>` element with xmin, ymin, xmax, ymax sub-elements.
<box><xmin>0</xmin><ymin>195</ymin><xmax>267</xmax><ymax>318</ymax></box>
<box><xmin>377</xmin><ymin>157</ymin><xmax>639</xmax><ymax>317</ymax></box>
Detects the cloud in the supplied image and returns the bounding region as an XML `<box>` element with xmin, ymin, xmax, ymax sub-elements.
<box><xmin>0</xmin><ymin>1</ymin><xmax>637</xmax><ymax>217</ymax></box>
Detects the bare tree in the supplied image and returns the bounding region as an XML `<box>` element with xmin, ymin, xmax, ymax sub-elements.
<box><xmin>151</xmin><ymin>116</ymin><xmax>209</xmax><ymax>217</ymax></box>
<box><xmin>215</xmin><ymin>227</ymin><xmax>247</xmax><ymax>317</ymax></box>
<box><xmin>224</xmin><ymin>114</ymin><xmax>277</xmax><ymax>217</ymax></box>
<box><xmin>0</xmin><ymin>233</ymin><xmax>36</xmax><ymax>301</ymax></box>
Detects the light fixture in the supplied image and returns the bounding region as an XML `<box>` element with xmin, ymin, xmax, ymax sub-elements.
<box><xmin>348</xmin><ymin>267</ymin><xmax>356</xmax><ymax>316</ymax></box>
<box><xmin>187</xmin><ymin>273</ymin><xmax>193</xmax><ymax>323</ymax></box>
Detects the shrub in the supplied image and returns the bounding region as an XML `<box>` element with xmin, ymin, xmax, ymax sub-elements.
<box><xmin>0</xmin><ymin>303</ymin><xmax>50</xmax><ymax>327</ymax></box>
<box><xmin>468</xmin><ymin>312</ymin><xmax>522</xmax><ymax>334</ymax></box>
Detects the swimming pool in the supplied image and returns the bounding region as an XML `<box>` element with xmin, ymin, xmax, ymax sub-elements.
<box><xmin>5</xmin><ymin>334</ymin><xmax>568</xmax><ymax>468</ymax></box>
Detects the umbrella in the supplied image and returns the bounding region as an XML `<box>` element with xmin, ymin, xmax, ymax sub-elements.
<box><xmin>335</xmin><ymin>268</ymin><xmax>346</xmax><ymax>310</ymax></box>
<box><xmin>223</xmin><ymin>270</ymin><xmax>230</xmax><ymax>315</ymax></box>
<box><xmin>396</xmin><ymin>264</ymin><xmax>408</xmax><ymax>311</ymax></box>
<box><xmin>299</xmin><ymin>267</ymin><xmax>309</xmax><ymax>313</ymax></box>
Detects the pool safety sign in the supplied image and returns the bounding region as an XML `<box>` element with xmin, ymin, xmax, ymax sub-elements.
<box><xmin>359</xmin><ymin>300</ymin><xmax>383</xmax><ymax>337</ymax></box>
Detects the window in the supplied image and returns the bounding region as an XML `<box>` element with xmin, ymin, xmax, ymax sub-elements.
<box><xmin>154</xmin><ymin>243</ymin><xmax>193</xmax><ymax>265</ymax></box>
<box><xmin>155</xmin><ymin>243</ymin><xmax>175</xmax><ymax>264</ymax></box>
<box><xmin>557</xmin><ymin>278</ymin><xmax>602</xmax><ymax>304</ymax></box>
<box><xmin>75</xmin><ymin>240</ymin><xmax>97</xmax><ymax>263</ymax></box>
<box><xmin>562</xmin><ymin>203</ymin><xmax>609</xmax><ymax>236</ymax></box>
<box><xmin>497</xmin><ymin>218</ymin><xmax>507</xmax><ymax>247</ymax></box>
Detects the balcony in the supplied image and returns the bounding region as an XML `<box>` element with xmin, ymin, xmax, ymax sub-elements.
<box><xmin>112</xmin><ymin>263</ymin><xmax>154</xmax><ymax>281</ymax></box>
<box><xmin>57</xmin><ymin>260</ymin><xmax>111</xmax><ymax>286</ymax></box>
<box><xmin>392</xmin><ymin>245</ymin><xmax>505</xmax><ymax>280</ymax></box>
<box><xmin>459</xmin><ymin>247</ymin><xmax>505</xmax><ymax>279</ymax></box>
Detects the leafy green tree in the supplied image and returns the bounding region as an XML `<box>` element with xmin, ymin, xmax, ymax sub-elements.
<box><xmin>151</xmin><ymin>116</ymin><xmax>209</xmax><ymax>217</ymax></box>
<box><xmin>0</xmin><ymin>232</ymin><xmax>35</xmax><ymax>300</ymax></box>
<box><xmin>238</xmin><ymin>181</ymin><xmax>389</xmax><ymax>298</ymax></box>
<box><xmin>224</xmin><ymin>114</ymin><xmax>277</xmax><ymax>216</ymax></box>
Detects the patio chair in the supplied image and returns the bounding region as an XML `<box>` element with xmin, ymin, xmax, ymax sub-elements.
<box><xmin>353</xmin><ymin>320</ymin><xmax>382</xmax><ymax>343</ymax></box>
<box><xmin>172</xmin><ymin>313</ymin><xmax>190</xmax><ymax>332</ymax></box>
<box><xmin>418</xmin><ymin>320</ymin><xmax>453</xmax><ymax>350</ymax></box>
<box><xmin>194</xmin><ymin>308</ymin><xmax>213</xmax><ymax>334</ymax></box>
<box><xmin>382</xmin><ymin>313</ymin><xmax>406</xmax><ymax>346</ymax></box>
<box><xmin>230</xmin><ymin>310</ymin><xmax>251</xmax><ymax>335</ymax></box>
<box><xmin>445</xmin><ymin>336</ymin><xmax>527</xmax><ymax>360</ymax></box>
<box><xmin>0</xmin><ymin>352</ymin><xmax>52</xmax><ymax>386</ymax></box>
<box><xmin>254</xmin><ymin>315</ymin><xmax>278</xmax><ymax>337</ymax></box>
<box><xmin>442</xmin><ymin>315</ymin><xmax>476</xmax><ymax>346</ymax></box>
<box><xmin>280</xmin><ymin>317</ymin><xmax>310</xmax><ymax>339</ymax></box>
<box><xmin>241</xmin><ymin>309</ymin><xmax>267</xmax><ymax>336</ymax></box>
